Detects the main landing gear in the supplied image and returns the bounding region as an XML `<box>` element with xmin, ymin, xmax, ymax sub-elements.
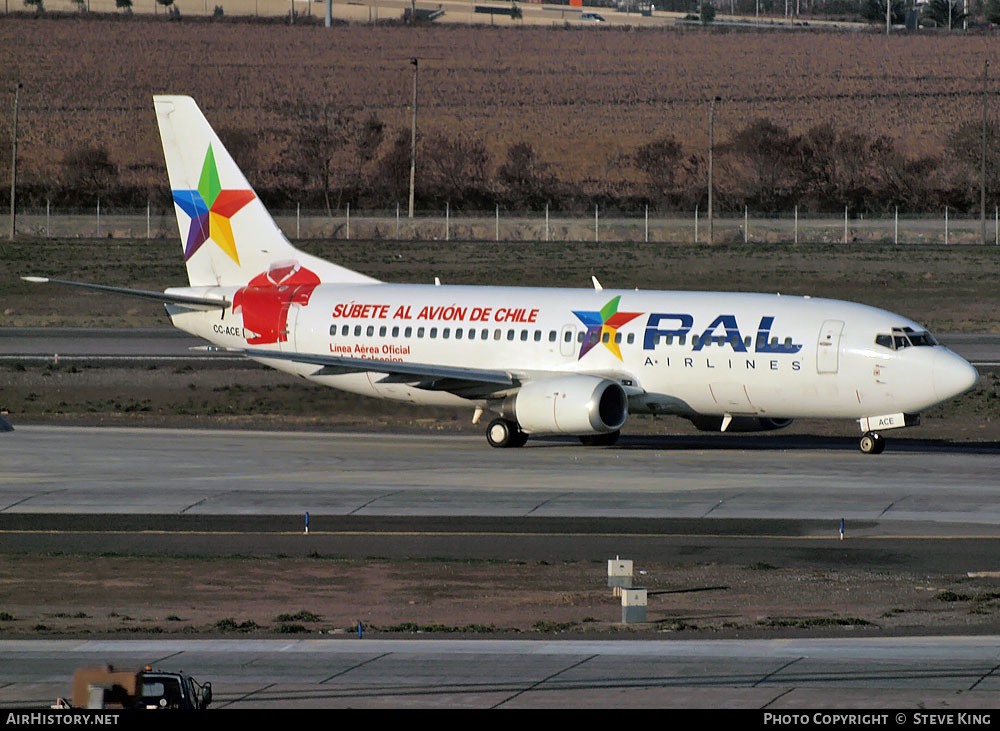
<box><xmin>484</xmin><ymin>419</ymin><xmax>621</xmax><ymax>448</ymax></box>
<box><xmin>486</xmin><ymin>418</ymin><xmax>528</xmax><ymax>448</ymax></box>
<box><xmin>859</xmin><ymin>432</ymin><xmax>886</xmax><ymax>455</ymax></box>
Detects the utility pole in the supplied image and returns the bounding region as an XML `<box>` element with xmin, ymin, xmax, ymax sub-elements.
<box><xmin>9</xmin><ymin>82</ymin><xmax>23</xmax><ymax>242</ymax></box>
<box><xmin>708</xmin><ymin>96</ymin><xmax>720</xmax><ymax>245</ymax></box>
<box><xmin>408</xmin><ymin>58</ymin><xmax>418</xmax><ymax>220</ymax></box>
<box><xmin>982</xmin><ymin>59</ymin><xmax>989</xmax><ymax>246</ymax></box>
<box><xmin>409</xmin><ymin>58</ymin><xmax>418</xmax><ymax>218</ymax></box>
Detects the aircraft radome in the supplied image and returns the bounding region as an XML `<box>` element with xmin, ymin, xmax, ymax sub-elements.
<box><xmin>23</xmin><ymin>96</ymin><xmax>979</xmax><ymax>454</ymax></box>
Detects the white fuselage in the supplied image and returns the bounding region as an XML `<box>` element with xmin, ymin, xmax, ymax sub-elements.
<box><xmin>167</xmin><ymin>283</ymin><xmax>978</xmax><ymax>423</ymax></box>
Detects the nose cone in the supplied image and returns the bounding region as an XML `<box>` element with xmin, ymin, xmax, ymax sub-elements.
<box><xmin>933</xmin><ymin>349</ymin><xmax>979</xmax><ymax>402</ymax></box>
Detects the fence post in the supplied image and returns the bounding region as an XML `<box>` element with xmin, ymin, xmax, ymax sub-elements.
<box><xmin>945</xmin><ymin>206</ymin><xmax>949</xmax><ymax>245</ymax></box>
<box><xmin>396</xmin><ymin>202</ymin><xmax>400</xmax><ymax>240</ymax></box>
<box><xmin>594</xmin><ymin>204</ymin><xmax>599</xmax><ymax>243</ymax></box>
<box><xmin>46</xmin><ymin>199</ymin><xmax>50</xmax><ymax>238</ymax></box>
<box><xmin>445</xmin><ymin>201</ymin><xmax>449</xmax><ymax>242</ymax></box>
<box><xmin>644</xmin><ymin>204</ymin><xmax>648</xmax><ymax>243</ymax></box>
<box><xmin>996</xmin><ymin>205</ymin><xmax>998</xmax><ymax>246</ymax></box>
<box><xmin>496</xmin><ymin>204</ymin><xmax>499</xmax><ymax>242</ymax></box>
<box><xmin>97</xmin><ymin>198</ymin><xmax>101</xmax><ymax>238</ymax></box>
<box><xmin>895</xmin><ymin>206</ymin><xmax>898</xmax><ymax>245</ymax></box>
<box><xmin>545</xmin><ymin>203</ymin><xmax>549</xmax><ymax>242</ymax></box>
<box><xmin>744</xmin><ymin>206</ymin><xmax>748</xmax><ymax>243</ymax></box>
<box><xmin>794</xmin><ymin>205</ymin><xmax>797</xmax><ymax>245</ymax></box>
<box><xmin>146</xmin><ymin>199</ymin><xmax>151</xmax><ymax>240</ymax></box>
<box><xmin>843</xmin><ymin>206</ymin><xmax>848</xmax><ymax>244</ymax></box>
<box><xmin>347</xmin><ymin>202</ymin><xmax>350</xmax><ymax>240</ymax></box>
<box><xmin>694</xmin><ymin>204</ymin><xmax>698</xmax><ymax>244</ymax></box>
<box><xmin>296</xmin><ymin>203</ymin><xmax>300</xmax><ymax>239</ymax></box>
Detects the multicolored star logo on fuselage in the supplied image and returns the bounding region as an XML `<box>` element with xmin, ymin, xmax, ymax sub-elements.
<box><xmin>172</xmin><ymin>145</ymin><xmax>255</xmax><ymax>265</ymax></box>
<box><xmin>572</xmin><ymin>296</ymin><xmax>643</xmax><ymax>361</ymax></box>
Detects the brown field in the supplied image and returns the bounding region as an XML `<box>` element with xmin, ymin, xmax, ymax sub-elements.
<box><xmin>3</xmin><ymin>16</ymin><xmax>1000</xmax><ymax>196</ymax></box>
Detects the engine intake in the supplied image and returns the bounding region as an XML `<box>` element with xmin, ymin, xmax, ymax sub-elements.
<box><xmin>508</xmin><ymin>375</ymin><xmax>628</xmax><ymax>435</ymax></box>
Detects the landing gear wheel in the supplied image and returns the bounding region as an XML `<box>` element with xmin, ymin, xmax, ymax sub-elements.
<box><xmin>859</xmin><ymin>432</ymin><xmax>886</xmax><ymax>455</ymax></box>
<box><xmin>486</xmin><ymin>418</ymin><xmax>526</xmax><ymax>448</ymax></box>
<box><xmin>579</xmin><ymin>430</ymin><xmax>620</xmax><ymax>447</ymax></box>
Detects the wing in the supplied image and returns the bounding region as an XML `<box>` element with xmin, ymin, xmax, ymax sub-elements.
<box><xmin>243</xmin><ymin>348</ymin><xmax>518</xmax><ymax>399</ymax></box>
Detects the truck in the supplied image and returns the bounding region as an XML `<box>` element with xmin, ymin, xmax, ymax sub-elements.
<box><xmin>54</xmin><ymin>665</ymin><xmax>212</xmax><ymax>709</ymax></box>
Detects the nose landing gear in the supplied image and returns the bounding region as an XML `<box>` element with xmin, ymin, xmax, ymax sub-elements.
<box><xmin>859</xmin><ymin>431</ymin><xmax>885</xmax><ymax>454</ymax></box>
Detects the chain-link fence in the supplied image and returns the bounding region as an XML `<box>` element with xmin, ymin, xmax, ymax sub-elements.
<box><xmin>13</xmin><ymin>205</ymin><xmax>1000</xmax><ymax>245</ymax></box>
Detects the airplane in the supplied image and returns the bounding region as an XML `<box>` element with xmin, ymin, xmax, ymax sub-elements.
<box><xmin>23</xmin><ymin>95</ymin><xmax>980</xmax><ymax>454</ymax></box>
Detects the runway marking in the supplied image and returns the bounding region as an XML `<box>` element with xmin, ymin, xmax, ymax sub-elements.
<box><xmin>491</xmin><ymin>653</ymin><xmax>598</xmax><ymax>709</ymax></box>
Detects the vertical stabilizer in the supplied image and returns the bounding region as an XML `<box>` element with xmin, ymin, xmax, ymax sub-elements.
<box><xmin>154</xmin><ymin>95</ymin><xmax>378</xmax><ymax>287</ymax></box>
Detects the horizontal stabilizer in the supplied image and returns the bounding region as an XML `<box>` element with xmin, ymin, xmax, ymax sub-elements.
<box><xmin>21</xmin><ymin>277</ymin><xmax>230</xmax><ymax>309</ymax></box>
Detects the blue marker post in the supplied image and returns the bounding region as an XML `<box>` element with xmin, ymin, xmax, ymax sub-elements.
<box><xmin>358</xmin><ymin>620</ymin><xmax>363</xmax><ymax>639</ymax></box>
<box><xmin>305</xmin><ymin>511</ymin><xmax>309</xmax><ymax>535</ymax></box>
<box><xmin>840</xmin><ymin>518</ymin><xmax>845</xmax><ymax>541</ymax></box>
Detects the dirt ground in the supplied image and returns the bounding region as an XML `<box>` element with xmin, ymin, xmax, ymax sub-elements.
<box><xmin>4</xmin><ymin>554</ymin><xmax>1000</xmax><ymax>640</ymax></box>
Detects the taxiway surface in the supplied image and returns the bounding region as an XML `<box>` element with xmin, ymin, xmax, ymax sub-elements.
<box><xmin>4</xmin><ymin>638</ymin><xmax>1000</xmax><ymax>709</ymax></box>
<box><xmin>2</xmin><ymin>426</ymin><xmax>999</xmax><ymax>525</ymax></box>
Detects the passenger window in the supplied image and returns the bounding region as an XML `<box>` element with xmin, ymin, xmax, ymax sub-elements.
<box><xmin>602</xmin><ymin>332</ymin><xmax>610</xmax><ymax>344</ymax></box>
<box><xmin>507</xmin><ymin>330</ymin><xmax>515</xmax><ymax>341</ymax></box>
<box><xmin>564</xmin><ymin>331</ymin><xmax>572</xmax><ymax>343</ymax></box>
<box><xmin>589</xmin><ymin>331</ymin><xmax>599</xmax><ymax>344</ymax></box>
<box><xmin>627</xmin><ymin>333</ymin><xmax>634</xmax><ymax>344</ymax></box>
<box><xmin>342</xmin><ymin>325</ymin><xmax>349</xmax><ymax>336</ymax></box>
<box><xmin>679</xmin><ymin>335</ymin><xmax>686</xmax><ymax>346</ymax></box>
<box><xmin>614</xmin><ymin>333</ymin><xmax>622</xmax><ymax>344</ymax></box>
<box><xmin>392</xmin><ymin>326</ymin><xmax>399</xmax><ymax>337</ymax></box>
<box><xmin>549</xmin><ymin>331</ymin><xmax>557</xmax><ymax>342</ymax></box>
<box><xmin>443</xmin><ymin>328</ymin><xmax>450</xmax><ymax>339</ymax></box>
<box><xmin>520</xmin><ymin>330</ymin><xmax>528</xmax><ymax>341</ymax></box>
<box><xmin>483</xmin><ymin>329</ymin><xmax>490</xmax><ymax>340</ymax></box>
<box><xmin>366</xmin><ymin>326</ymin><xmax>374</xmax><ymax>337</ymax></box>
<box><xmin>494</xmin><ymin>329</ymin><xmax>501</xmax><ymax>341</ymax></box>
<box><xmin>353</xmin><ymin>325</ymin><xmax>361</xmax><ymax>336</ymax></box>
<box><xmin>744</xmin><ymin>336</ymin><xmax>751</xmax><ymax>348</ymax></box>
<box><xmin>417</xmin><ymin>327</ymin><xmax>425</xmax><ymax>338</ymax></box>
<box><xmin>456</xmin><ymin>328</ymin><xmax>463</xmax><ymax>340</ymax></box>
<box><xmin>429</xmin><ymin>327</ymin><xmax>437</xmax><ymax>338</ymax></box>
<box><xmin>379</xmin><ymin>326</ymin><xmax>387</xmax><ymax>337</ymax></box>
<box><xmin>329</xmin><ymin>325</ymin><xmax>336</xmax><ymax>336</ymax></box>
<box><xmin>534</xmin><ymin>330</ymin><xmax>542</xmax><ymax>342</ymax></box>
<box><xmin>405</xmin><ymin>326</ymin><xmax>412</xmax><ymax>337</ymax></box>
<box><xmin>577</xmin><ymin>332</ymin><xmax>584</xmax><ymax>343</ymax></box>
<box><xmin>692</xmin><ymin>335</ymin><xmax>700</xmax><ymax>347</ymax></box>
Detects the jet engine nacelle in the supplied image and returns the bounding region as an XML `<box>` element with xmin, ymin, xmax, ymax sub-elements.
<box><xmin>689</xmin><ymin>415</ymin><xmax>793</xmax><ymax>432</ymax></box>
<box><xmin>507</xmin><ymin>375</ymin><xmax>628</xmax><ymax>435</ymax></box>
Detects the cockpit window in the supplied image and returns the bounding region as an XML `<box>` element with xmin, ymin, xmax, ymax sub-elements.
<box><xmin>875</xmin><ymin>327</ymin><xmax>937</xmax><ymax>351</ymax></box>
